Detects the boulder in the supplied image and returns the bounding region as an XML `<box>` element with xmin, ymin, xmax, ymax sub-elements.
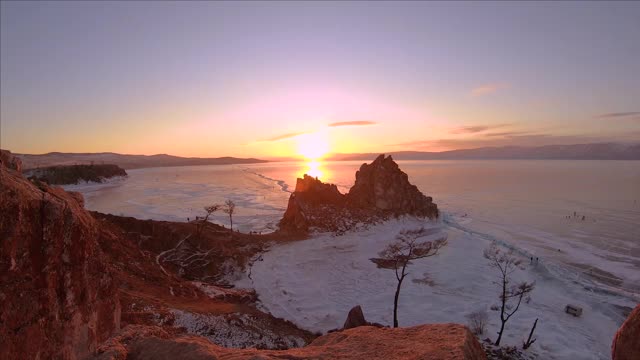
<box><xmin>0</xmin><ymin>158</ymin><xmax>120</xmax><ymax>360</ymax></box>
<box><xmin>612</xmin><ymin>304</ymin><xmax>640</xmax><ymax>360</ymax></box>
<box><xmin>343</xmin><ymin>305</ymin><xmax>367</xmax><ymax>330</ymax></box>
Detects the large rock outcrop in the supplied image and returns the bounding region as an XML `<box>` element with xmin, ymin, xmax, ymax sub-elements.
<box><xmin>348</xmin><ymin>154</ymin><xmax>438</xmax><ymax>217</ymax></box>
<box><xmin>612</xmin><ymin>304</ymin><xmax>640</xmax><ymax>360</ymax></box>
<box><xmin>0</xmin><ymin>149</ymin><xmax>23</xmax><ymax>173</ymax></box>
<box><xmin>0</xmin><ymin>156</ymin><xmax>120</xmax><ymax>359</ymax></box>
<box><xmin>92</xmin><ymin>323</ymin><xmax>486</xmax><ymax>360</ymax></box>
<box><xmin>279</xmin><ymin>155</ymin><xmax>438</xmax><ymax>235</ymax></box>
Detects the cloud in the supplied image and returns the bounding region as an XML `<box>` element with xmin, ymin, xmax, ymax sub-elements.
<box><xmin>449</xmin><ymin>123</ymin><xmax>510</xmax><ymax>135</ymax></box>
<box><xmin>597</xmin><ymin>112</ymin><xmax>640</xmax><ymax>119</ymax></box>
<box><xmin>328</xmin><ymin>121</ymin><xmax>377</xmax><ymax>127</ymax></box>
<box><xmin>484</xmin><ymin>131</ymin><xmax>531</xmax><ymax>137</ymax></box>
<box><xmin>471</xmin><ymin>82</ymin><xmax>509</xmax><ymax>97</ymax></box>
<box><xmin>261</xmin><ymin>131</ymin><xmax>309</xmax><ymax>142</ymax></box>
<box><xmin>450</xmin><ymin>126</ymin><xmax>490</xmax><ymax>134</ymax></box>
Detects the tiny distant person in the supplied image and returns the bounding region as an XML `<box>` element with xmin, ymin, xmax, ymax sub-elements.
<box><xmin>530</xmin><ymin>257</ymin><xmax>533</xmax><ymax>264</ymax></box>
<box><xmin>582</xmin><ymin>215</ymin><xmax>585</xmax><ymax>221</ymax></box>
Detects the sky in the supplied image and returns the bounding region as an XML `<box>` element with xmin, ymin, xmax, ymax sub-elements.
<box><xmin>1</xmin><ymin>1</ymin><xmax>639</xmax><ymax>159</ymax></box>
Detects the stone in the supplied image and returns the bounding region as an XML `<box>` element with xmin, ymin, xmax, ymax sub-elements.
<box><xmin>343</xmin><ymin>305</ymin><xmax>367</xmax><ymax>330</ymax></box>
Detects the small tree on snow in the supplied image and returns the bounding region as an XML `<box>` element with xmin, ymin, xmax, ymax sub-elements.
<box><xmin>370</xmin><ymin>227</ymin><xmax>447</xmax><ymax>328</ymax></box>
<box><xmin>484</xmin><ymin>242</ymin><xmax>535</xmax><ymax>346</ymax></box>
<box><xmin>223</xmin><ymin>199</ymin><xmax>236</xmax><ymax>231</ymax></box>
<box><xmin>196</xmin><ymin>204</ymin><xmax>220</xmax><ymax>237</ymax></box>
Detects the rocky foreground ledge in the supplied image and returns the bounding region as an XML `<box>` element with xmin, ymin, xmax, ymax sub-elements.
<box><xmin>279</xmin><ymin>154</ymin><xmax>439</xmax><ymax>235</ymax></box>
<box><xmin>93</xmin><ymin>323</ymin><xmax>485</xmax><ymax>360</ymax></box>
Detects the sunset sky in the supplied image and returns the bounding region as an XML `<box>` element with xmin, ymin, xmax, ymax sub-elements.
<box><xmin>1</xmin><ymin>1</ymin><xmax>639</xmax><ymax>159</ymax></box>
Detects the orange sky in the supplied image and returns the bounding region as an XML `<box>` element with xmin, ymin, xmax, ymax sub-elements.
<box><xmin>1</xmin><ymin>2</ymin><xmax>639</xmax><ymax>159</ymax></box>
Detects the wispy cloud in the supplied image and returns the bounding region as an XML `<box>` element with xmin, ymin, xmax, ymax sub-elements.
<box><xmin>471</xmin><ymin>82</ymin><xmax>509</xmax><ymax>97</ymax></box>
<box><xmin>597</xmin><ymin>112</ymin><xmax>640</xmax><ymax>119</ymax></box>
<box><xmin>450</xmin><ymin>126</ymin><xmax>490</xmax><ymax>134</ymax></box>
<box><xmin>484</xmin><ymin>131</ymin><xmax>531</xmax><ymax>137</ymax></box>
<box><xmin>328</xmin><ymin>121</ymin><xmax>377</xmax><ymax>127</ymax></box>
<box><xmin>449</xmin><ymin>123</ymin><xmax>510</xmax><ymax>135</ymax></box>
<box><xmin>262</xmin><ymin>131</ymin><xmax>309</xmax><ymax>142</ymax></box>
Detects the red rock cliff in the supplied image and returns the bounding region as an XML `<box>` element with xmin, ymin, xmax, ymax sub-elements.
<box><xmin>612</xmin><ymin>304</ymin><xmax>640</xmax><ymax>360</ymax></box>
<box><xmin>0</xmin><ymin>150</ymin><xmax>120</xmax><ymax>360</ymax></box>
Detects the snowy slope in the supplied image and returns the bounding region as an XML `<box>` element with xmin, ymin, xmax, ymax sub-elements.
<box><xmin>248</xmin><ymin>216</ymin><xmax>633</xmax><ymax>360</ymax></box>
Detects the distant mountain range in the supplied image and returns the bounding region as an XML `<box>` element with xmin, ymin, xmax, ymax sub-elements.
<box><xmin>17</xmin><ymin>152</ymin><xmax>268</xmax><ymax>170</ymax></box>
<box><xmin>327</xmin><ymin>143</ymin><xmax>640</xmax><ymax>161</ymax></box>
<box><xmin>13</xmin><ymin>143</ymin><xmax>640</xmax><ymax>170</ymax></box>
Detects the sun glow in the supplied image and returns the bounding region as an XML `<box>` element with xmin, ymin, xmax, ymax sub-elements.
<box><xmin>296</xmin><ymin>131</ymin><xmax>330</xmax><ymax>160</ymax></box>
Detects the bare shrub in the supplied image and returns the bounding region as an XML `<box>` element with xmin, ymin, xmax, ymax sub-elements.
<box><xmin>466</xmin><ymin>310</ymin><xmax>488</xmax><ymax>335</ymax></box>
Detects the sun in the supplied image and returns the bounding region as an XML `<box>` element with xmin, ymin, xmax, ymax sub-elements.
<box><xmin>296</xmin><ymin>131</ymin><xmax>330</xmax><ymax>160</ymax></box>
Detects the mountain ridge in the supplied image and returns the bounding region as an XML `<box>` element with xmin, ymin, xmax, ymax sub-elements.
<box><xmin>327</xmin><ymin>142</ymin><xmax>640</xmax><ymax>161</ymax></box>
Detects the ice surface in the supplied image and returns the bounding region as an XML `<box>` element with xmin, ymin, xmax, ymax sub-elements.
<box><xmin>248</xmin><ymin>216</ymin><xmax>634</xmax><ymax>360</ymax></box>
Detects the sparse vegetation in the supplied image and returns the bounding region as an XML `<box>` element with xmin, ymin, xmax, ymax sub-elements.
<box><xmin>370</xmin><ymin>227</ymin><xmax>447</xmax><ymax>328</ymax></box>
<box><xmin>197</xmin><ymin>204</ymin><xmax>221</xmax><ymax>237</ymax></box>
<box><xmin>466</xmin><ymin>309</ymin><xmax>488</xmax><ymax>336</ymax></box>
<box><xmin>224</xmin><ymin>200</ymin><xmax>236</xmax><ymax>231</ymax></box>
<box><xmin>484</xmin><ymin>242</ymin><xmax>535</xmax><ymax>346</ymax></box>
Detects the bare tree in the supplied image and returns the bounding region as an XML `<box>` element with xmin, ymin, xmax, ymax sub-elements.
<box><xmin>223</xmin><ymin>199</ymin><xmax>236</xmax><ymax>231</ymax></box>
<box><xmin>522</xmin><ymin>318</ymin><xmax>538</xmax><ymax>349</ymax></box>
<box><xmin>370</xmin><ymin>227</ymin><xmax>447</xmax><ymax>328</ymax></box>
<box><xmin>483</xmin><ymin>242</ymin><xmax>535</xmax><ymax>346</ymax></box>
<box><xmin>196</xmin><ymin>204</ymin><xmax>220</xmax><ymax>237</ymax></box>
<box><xmin>466</xmin><ymin>310</ymin><xmax>488</xmax><ymax>335</ymax></box>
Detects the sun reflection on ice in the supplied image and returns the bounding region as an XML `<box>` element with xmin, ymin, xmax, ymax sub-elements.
<box><xmin>297</xmin><ymin>160</ymin><xmax>328</xmax><ymax>181</ymax></box>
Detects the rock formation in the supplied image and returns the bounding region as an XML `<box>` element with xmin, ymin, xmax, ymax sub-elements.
<box><xmin>0</xmin><ymin>149</ymin><xmax>22</xmax><ymax>173</ymax></box>
<box><xmin>348</xmin><ymin>154</ymin><xmax>438</xmax><ymax>217</ymax></box>
<box><xmin>280</xmin><ymin>155</ymin><xmax>438</xmax><ymax>235</ymax></box>
<box><xmin>91</xmin><ymin>323</ymin><xmax>486</xmax><ymax>360</ymax></box>
<box><xmin>343</xmin><ymin>305</ymin><xmax>368</xmax><ymax>330</ymax></box>
<box><xmin>612</xmin><ymin>304</ymin><xmax>640</xmax><ymax>360</ymax></box>
<box><xmin>0</xmin><ymin>151</ymin><xmax>120</xmax><ymax>360</ymax></box>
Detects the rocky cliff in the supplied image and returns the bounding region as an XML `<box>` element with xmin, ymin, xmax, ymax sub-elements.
<box><xmin>280</xmin><ymin>154</ymin><xmax>438</xmax><ymax>234</ymax></box>
<box><xmin>0</xmin><ymin>151</ymin><xmax>120</xmax><ymax>359</ymax></box>
<box><xmin>612</xmin><ymin>304</ymin><xmax>640</xmax><ymax>360</ymax></box>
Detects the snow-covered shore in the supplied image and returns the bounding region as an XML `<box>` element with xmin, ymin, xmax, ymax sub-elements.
<box><xmin>248</xmin><ymin>215</ymin><xmax>634</xmax><ymax>360</ymax></box>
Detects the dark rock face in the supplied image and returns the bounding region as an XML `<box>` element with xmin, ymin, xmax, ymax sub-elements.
<box><xmin>279</xmin><ymin>155</ymin><xmax>438</xmax><ymax>235</ymax></box>
<box><xmin>343</xmin><ymin>305</ymin><xmax>367</xmax><ymax>330</ymax></box>
<box><xmin>0</xmin><ymin>160</ymin><xmax>120</xmax><ymax>359</ymax></box>
<box><xmin>612</xmin><ymin>304</ymin><xmax>640</xmax><ymax>360</ymax></box>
